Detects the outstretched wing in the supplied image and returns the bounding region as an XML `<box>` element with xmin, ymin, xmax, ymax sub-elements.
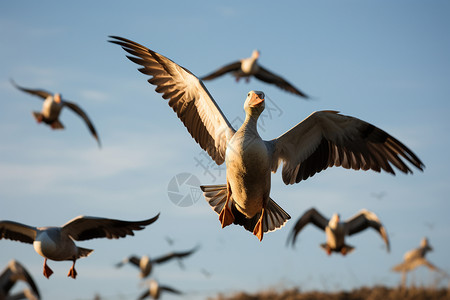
<box><xmin>254</xmin><ymin>66</ymin><xmax>309</xmax><ymax>98</ymax></box>
<box><xmin>62</xmin><ymin>101</ymin><xmax>101</xmax><ymax>147</ymax></box>
<box><xmin>115</xmin><ymin>255</ymin><xmax>141</xmax><ymax>268</ymax></box>
<box><xmin>345</xmin><ymin>209</ymin><xmax>390</xmax><ymax>252</ymax></box>
<box><xmin>287</xmin><ymin>208</ymin><xmax>329</xmax><ymax>246</ymax></box>
<box><xmin>153</xmin><ymin>246</ymin><xmax>198</xmax><ymax>264</ymax></box>
<box><xmin>109</xmin><ymin>36</ymin><xmax>235</xmax><ymax>164</ymax></box>
<box><xmin>61</xmin><ymin>214</ymin><xmax>159</xmax><ymax>241</ymax></box>
<box><xmin>200</xmin><ymin>61</ymin><xmax>242</xmax><ymax>81</ymax></box>
<box><xmin>10</xmin><ymin>79</ymin><xmax>52</xmax><ymax>100</ymax></box>
<box><xmin>267</xmin><ymin>110</ymin><xmax>424</xmax><ymax>185</ymax></box>
<box><xmin>0</xmin><ymin>221</ymin><xmax>37</xmax><ymax>244</ymax></box>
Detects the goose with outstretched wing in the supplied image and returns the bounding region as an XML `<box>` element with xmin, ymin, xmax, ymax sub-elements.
<box><xmin>0</xmin><ymin>214</ymin><xmax>159</xmax><ymax>278</ymax></box>
<box><xmin>109</xmin><ymin>36</ymin><xmax>424</xmax><ymax>241</ymax></box>
<box><xmin>11</xmin><ymin>80</ymin><xmax>101</xmax><ymax>147</ymax></box>
<box><xmin>201</xmin><ymin>50</ymin><xmax>309</xmax><ymax>98</ymax></box>
<box><xmin>287</xmin><ymin>208</ymin><xmax>390</xmax><ymax>255</ymax></box>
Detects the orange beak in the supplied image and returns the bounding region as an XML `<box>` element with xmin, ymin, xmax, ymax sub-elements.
<box><xmin>249</xmin><ymin>92</ymin><xmax>264</xmax><ymax>107</ymax></box>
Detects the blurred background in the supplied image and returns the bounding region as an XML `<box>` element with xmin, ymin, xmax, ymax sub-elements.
<box><xmin>0</xmin><ymin>1</ymin><xmax>449</xmax><ymax>299</ymax></box>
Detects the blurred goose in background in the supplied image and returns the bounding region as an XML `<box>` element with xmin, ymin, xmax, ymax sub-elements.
<box><xmin>0</xmin><ymin>214</ymin><xmax>159</xmax><ymax>279</ymax></box>
<box><xmin>392</xmin><ymin>237</ymin><xmax>448</xmax><ymax>285</ymax></box>
<box><xmin>287</xmin><ymin>208</ymin><xmax>390</xmax><ymax>255</ymax></box>
<box><xmin>0</xmin><ymin>260</ymin><xmax>40</xmax><ymax>300</ymax></box>
<box><xmin>392</xmin><ymin>237</ymin><xmax>438</xmax><ymax>273</ymax></box>
<box><xmin>11</xmin><ymin>80</ymin><xmax>101</xmax><ymax>148</ymax></box>
<box><xmin>138</xmin><ymin>279</ymin><xmax>182</xmax><ymax>300</ymax></box>
<box><xmin>200</xmin><ymin>50</ymin><xmax>309</xmax><ymax>98</ymax></box>
<box><xmin>110</xmin><ymin>36</ymin><xmax>424</xmax><ymax>241</ymax></box>
<box><xmin>116</xmin><ymin>246</ymin><xmax>198</xmax><ymax>278</ymax></box>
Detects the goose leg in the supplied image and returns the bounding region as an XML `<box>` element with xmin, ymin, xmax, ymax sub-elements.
<box><xmin>67</xmin><ymin>260</ymin><xmax>77</xmax><ymax>279</ymax></box>
<box><xmin>43</xmin><ymin>258</ymin><xmax>53</xmax><ymax>278</ymax></box>
<box><xmin>253</xmin><ymin>207</ymin><xmax>265</xmax><ymax>242</ymax></box>
<box><xmin>219</xmin><ymin>182</ymin><xmax>234</xmax><ymax>228</ymax></box>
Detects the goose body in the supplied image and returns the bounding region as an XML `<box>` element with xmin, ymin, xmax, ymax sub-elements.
<box><xmin>138</xmin><ymin>279</ymin><xmax>182</xmax><ymax>300</ymax></box>
<box><xmin>110</xmin><ymin>36</ymin><xmax>424</xmax><ymax>241</ymax></box>
<box><xmin>0</xmin><ymin>214</ymin><xmax>159</xmax><ymax>278</ymax></box>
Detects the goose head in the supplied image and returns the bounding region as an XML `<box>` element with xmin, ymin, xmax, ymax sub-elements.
<box><xmin>421</xmin><ymin>237</ymin><xmax>433</xmax><ymax>252</ymax></box>
<box><xmin>329</xmin><ymin>213</ymin><xmax>340</xmax><ymax>229</ymax></box>
<box><xmin>251</xmin><ymin>49</ymin><xmax>260</xmax><ymax>59</ymax></box>
<box><xmin>244</xmin><ymin>90</ymin><xmax>265</xmax><ymax>118</ymax></box>
<box><xmin>54</xmin><ymin>93</ymin><xmax>62</xmax><ymax>103</ymax></box>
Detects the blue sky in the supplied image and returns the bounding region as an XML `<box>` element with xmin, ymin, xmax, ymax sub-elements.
<box><xmin>1</xmin><ymin>1</ymin><xmax>449</xmax><ymax>299</ymax></box>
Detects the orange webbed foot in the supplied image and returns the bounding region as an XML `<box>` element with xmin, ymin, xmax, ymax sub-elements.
<box><xmin>219</xmin><ymin>205</ymin><xmax>234</xmax><ymax>228</ymax></box>
<box><xmin>67</xmin><ymin>262</ymin><xmax>77</xmax><ymax>279</ymax></box>
<box><xmin>252</xmin><ymin>208</ymin><xmax>265</xmax><ymax>242</ymax></box>
<box><xmin>43</xmin><ymin>259</ymin><xmax>53</xmax><ymax>279</ymax></box>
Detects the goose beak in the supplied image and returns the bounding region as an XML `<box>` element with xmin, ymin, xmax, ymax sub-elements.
<box><xmin>249</xmin><ymin>92</ymin><xmax>264</xmax><ymax>107</ymax></box>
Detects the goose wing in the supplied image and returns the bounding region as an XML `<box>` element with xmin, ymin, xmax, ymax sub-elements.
<box><xmin>0</xmin><ymin>221</ymin><xmax>37</xmax><ymax>244</ymax></box>
<box><xmin>200</xmin><ymin>61</ymin><xmax>242</xmax><ymax>81</ymax></box>
<box><xmin>254</xmin><ymin>66</ymin><xmax>309</xmax><ymax>98</ymax></box>
<box><xmin>115</xmin><ymin>255</ymin><xmax>141</xmax><ymax>268</ymax></box>
<box><xmin>62</xmin><ymin>101</ymin><xmax>101</xmax><ymax>147</ymax></box>
<box><xmin>287</xmin><ymin>208</ymin><xmax>329</xmax><ymax>246</ymax></box>
<box><xmin>345</xmin><ymin>209</ymin><xmax>390</xmax><ymax>252</ymax></box>
<box><xmin>153</xmin><ymin>247</ymin><xmax>198</xmax><ymax>265</ymax></box>
<box><xmin>10</xmin><ymin>80</ymin><xmax>52</xmax><ymax>100</ymax></box>
<box><xmin>109</xmin><ymin>36</ymin><xmax>235</xmax><ymax>164</ymax></box>
<box><xmin>267</xmin><ymin>110</ymin><xmax>424</xmax><ymax>185</ymax></box>
<box><xmin>61</xmin><ymin>214</ymin><xmax>159</xmax><ymax>241</ymax></box>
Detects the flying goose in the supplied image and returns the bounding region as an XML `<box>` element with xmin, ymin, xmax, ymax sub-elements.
<box><xmin>392</xmin><ymin>237</ymin><xmax>438</xmax><ymax>273</ymax></box>
<box><xmin>0</xmin><ymin>214</ymin><xmax>159</xmax><ymax>279</ymax></box>
<box><xmin>138</xmin><ymin>279</ymin><xmax>182</xmax><ymax>300</ymax></box>
<box><xmin>287</xmin><ymin>208</ymin><xmax>390</xmax><ymax>255</ymax></box>
<box><xmin>109</xmin><ymin>36</ymin><xmax>424</xmax><ymax>241</ymax></box>
<box><xmin>116</xmin><ymin>246</ymin><xmax>198</xmax><ymax>278</ymax></box>
<box><xmin>11</xmin><ymin>80</ymin><xmax>101</xmax><ymax>148</ymax></box>
<box><xmin>0</xmin><ymin>260</ymin><xmax>40</xmax><ymax>300</ymax></box>
<box><xmin>201</xmin><ymin>50</ymin><xmax>309</xmax><ymax>98</ymax></box>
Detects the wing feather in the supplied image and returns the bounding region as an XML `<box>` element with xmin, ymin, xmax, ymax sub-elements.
<box><xmin>268</xmin><ymin>111</ymin><xmax>424</xmax><ymax>185</ymax></box>
<box><xmin>62</xmin><ymin>101</ymin><xmax>101</xmax><ymax>147</ymax></box>
<box><xmin>109</xmin><ymin>36</ymin><xmax>235</xmax><ymax>164</ymax></box>
<box><xmin>0</xmin><ymin>221</ymin><xmax>37</xmax><ymax>244</ymax></box>
<box><xmin>10</xmin><ymin>79</ymin><xmax>52</xmax><ymax>100</ymax></box>
<box><xmin>286</xmin><ymin>208</ymin><xmax>329</xmax><ymax>246</ymax></box>
<box><xmin>254</xmin><ymin>66</ymin><xmax>309</xmax><ymax>98</ymax></box>
<box><xmin>200</xmin><ymin>61</ymin><xmax>242</xmax><ymax>81</ymax></box>
<box><xmin>61</xmin><ymin>214</ymin><xmax>159</xmax><ymax>241</ymax></box>
<box><xmin>345</xmin><ymin>209</ymin><xmax>390</xmax><ymax>252</ymax></box>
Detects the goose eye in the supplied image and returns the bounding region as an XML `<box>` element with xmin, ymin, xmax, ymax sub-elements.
<box><xmin>247</xmin><ymin>93</ymin><xmax>250</xmax><ymax>97</ymax></box>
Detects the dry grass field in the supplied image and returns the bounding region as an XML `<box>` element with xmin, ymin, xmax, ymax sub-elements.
<box><xmin>210</xmin><ymin>286</ymin><xmax>450</xmax><ymax>300</ymax></box>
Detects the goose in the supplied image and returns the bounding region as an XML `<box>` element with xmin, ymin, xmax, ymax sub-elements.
<box><xmin>287</xmin><ymin>208</ymin><xmax>390</xmax><ymax>255</ymax></box>
<box><xmin>109</xmin><ymin>36</ymin><xmax>424</xmax><ymax>241</ymax></box>
<box><xmin>116</xmin><ymin>246</ymin><xmax>198</xmax><ymax>278</ymax></box>
<box><xmin>201</xmin><ymin>50</ymin><xmax>309</xmax><ymax>98</ymax></box>
<box><xmin>138</xmin><ymin>279</ymin><xmax>182</xmax><ymax>300</ymax></box>
<box><xmin>11</xmin><ymin>80</ymin><xmax>101</xmax><ymax>148</ymax></box>
<box><xmin>0</xmin><ymin>214</ymin><xmax>159</xmax><ymax>278</ymax></box>
<box><xmin>392</xmin><ymin>237</ymin><xmax>437</xmax><ymax>273</ymax></box>
<box><xmin>0</xmin><ymin>260</ymin><xmax>40</xmax><ymax>300</ymax></box>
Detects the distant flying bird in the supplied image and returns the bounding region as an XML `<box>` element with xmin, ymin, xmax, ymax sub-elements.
<box><xmin>116</xmin><ymin>246</ymin><xmax>198</xmax><ymax>278</ymax></box>
<box><xmin>11</xmin><ymin>80</ymin><xmax>101</xmax><ymax>147</ymax></box>
<box><xmin>201</xmin><ymin>50</ymin><xmax>309</xmax><ymax>98</ymax></box>
<box><xmin>0</xmin><ymin>260</ymin><xmax>40</xmax><ymax>300</ymax></box>
<box><xmin>392</xmin><ymin>237</ymin><xmax>439</xmax><ymax>273</ymax></box>
<box><xmin>287</xmin><ymin>208</ymin><xmax>390</xmax><ymax>255</ymax></box>
<box><xmin>138</xmin><ymin>279</ymin><xmax>182</xmax><ymax>300</ymax></box>
<box><xmin>110</xmin><ymin>36</ymin><xmax>424</xmax><ymax>241</ymax></box>
<box><xmin>0</xmin><ymin>214</ymin><xmax>159</xmax><ymax>279</ymax></box>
